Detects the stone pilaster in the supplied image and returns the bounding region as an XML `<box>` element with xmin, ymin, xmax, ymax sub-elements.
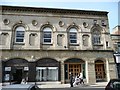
<box><xmin>60</xmin><ymin>61</ymin><xmax>65</xmax><ymax>84</ymax></box>
<box><xmin>85</xmin><ymin>61</ymin><xmax>89</xmax><ymax>83</ymax></box>
<box><xmin>109</xmin><ymin>59</ymin><xmax>117</xmax><ymax>79</ymax></box>
<box><xmin>87</xmin><ymin>60</ymin><xmax>96</xmax><ymax>84</ymax></box>
<box><xmin>106</xmin><ymin>59</ymin><xmax>110</xmax><ymax>82</ymax></box>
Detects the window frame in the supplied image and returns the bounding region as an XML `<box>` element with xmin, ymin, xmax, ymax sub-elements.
<box><xmin>15</xmin><ymin>26</ymin><xmax>25</xmax><ymax>44</ymax></box>
<box><xmin>69</xmin><ymin>28</ymin><xmax>78</xmax><ymax>44</ymax></box>
<box><xmin>92</xmin><ymin>30</ymin><xmax>101</xmax><ymax>45</ymax></box>
<box><xmin>43</xmin><ymin>27</ymin><xmax>52</xmax><ymax>44</ymax></box>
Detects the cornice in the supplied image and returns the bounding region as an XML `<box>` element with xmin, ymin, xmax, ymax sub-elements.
<box><xmin>1</xmin><ymin>5</ymin><xmax>108</xmax><ymax>16</ymax></box>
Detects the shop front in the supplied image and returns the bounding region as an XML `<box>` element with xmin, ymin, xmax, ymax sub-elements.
<box><xmin>2</xmin><ymin>58</ymin><xmax>29</xmax><ymax>84</ymax></box>
<box><xmin>36</xmin><ymin>58</ymin><xmax>60</xmax><ymax>82</ymax></box>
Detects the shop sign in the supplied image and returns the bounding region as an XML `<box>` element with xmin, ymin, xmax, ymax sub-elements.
<box><xmin>5</xmin><ymin>67</ymin><xmax>11</xmax><ymax>71</ymax></box>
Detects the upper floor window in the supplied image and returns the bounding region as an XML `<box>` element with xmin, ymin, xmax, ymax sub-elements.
<box><xmin>92</xmin><ymin>30</ymin><xmax>101</xmax><ymax>44</ymax></box>
<box><xmin>43</xmin><ymin>27</ymin><xmax>52</xmax><ymax>44</ymax></box>
<box><xmin>15</xmin><ymin>26</ymin><xmax>25</xmax><ymax>43</ymax></box>
<box><xmin>69</xmin><ymin>28</ymin><xmax>77</xmax><ymax>44</ymax></box>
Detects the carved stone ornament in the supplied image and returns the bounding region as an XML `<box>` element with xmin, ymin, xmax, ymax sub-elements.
<box><xmin>3</xmin><ymin>19</ymin><xmax>10</xmax><ymax>25</ymax></box>
<box><xmin>18</xmin><ymin>20</ymin><xmax>23</xmax><ymax>24</ymax></box>
<box><xmin>32</xmin><ymin>20</ymin><xmax>38</xmax><ymax>26</ymax></box>
<box><xmin>59</xmin><ymin>21</ymin><xmax>65</xmax><ymax>27</ymax></box>
<box><xmin>83</xmin><ymin>22</ymin><xmax>89</xmax><ymax>28</ymax></box>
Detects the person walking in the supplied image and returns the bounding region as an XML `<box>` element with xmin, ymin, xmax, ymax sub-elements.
<box><xmin>73</xmin><ymin>75</ymin><xmax>80</xmax><ymax>86</ymax></box>
<box><xmin>69</xmin><ymin>72</ymin><xmax>73</xmax><ymax>87</ymax></box>
<box><xmin>79</xmin><ymin>72</ymin><xmax>84</xmax><ymax>84</ymax></box>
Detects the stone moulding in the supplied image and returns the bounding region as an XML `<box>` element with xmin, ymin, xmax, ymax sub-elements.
<box><xmin>1</xmin><ymin>5</ymin><xmax>108</xmax><ymax>16</ymax></box>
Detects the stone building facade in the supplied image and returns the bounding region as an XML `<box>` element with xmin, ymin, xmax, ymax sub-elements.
<box><xmin>0</xmin><ymin>6</ymin><xmax>117</xmax><ymax>85</ymax></box>
<box><xmin>111</xmin><ymin>25</ymin><xmax>120</xmax><ymax>78</ymax></box>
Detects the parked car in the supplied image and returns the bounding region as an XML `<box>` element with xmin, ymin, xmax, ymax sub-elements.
<box><xmin>105</xmin><ymin>79</ymin><xmax>120</xmax><ymax>90</ymax></box>
<box><xmin>1</xmin><ymin>84</ymin><xmax>40</xmax><ymax>90</ymax></box>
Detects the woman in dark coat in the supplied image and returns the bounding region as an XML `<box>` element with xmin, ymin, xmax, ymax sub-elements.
<box><xmin>69</xmin><ymin>72</ymin><xmax>73</xmax><ymax>87</ymax></box>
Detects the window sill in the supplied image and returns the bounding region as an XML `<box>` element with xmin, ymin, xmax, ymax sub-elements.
<box><xmin>14</xmin><ymin>43</ymin><xmax>25</xmax><ymax>45</ymax></box>
<box><xmin>69</xmin><ymin>43</ymin><xmax>79</xmax><ymax>46</ymax></box>
<box><xmin>93</xmin><ymin>44</ymin><xmax>103</xmax><ymax>46</ymax></box>
<box><xmin>42</xmin><ymin>43</ymin><xmax>53</xmax><ymax>45</ymax></box>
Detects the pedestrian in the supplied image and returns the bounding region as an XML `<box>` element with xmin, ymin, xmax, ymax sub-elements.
<box><xmin>69</xmin><ymin>72</ymin><xmax>73</xmax><ymax>87</ymax></box>
<box><xmin>79</xmin><ymin>72</ymin><xmax>84</xmax><ymax>84</ymax></box>
<box><xmin>73</xmin><ymin>75</ymin><xmax>80</xmax><ymax>86</ymax></box>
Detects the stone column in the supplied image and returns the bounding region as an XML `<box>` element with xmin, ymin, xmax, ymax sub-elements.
<box><xmin>85</xmin><ymin>61</ymin><xmax>89</xmax><ymax>83</ymax></box>
<box><xmin>87</xmin><ymin>60</ymin><xmax>96</xmax><ymax>84</ymax></box>
<box><xmin>61</xmin><ymin>61</ymin><xmax>65</xmax><ymax>84</ymax></box>
<box><xmin>106</xmin><ymin>59</ymin><xmax>110</xmax><ymax>82</ymax></box>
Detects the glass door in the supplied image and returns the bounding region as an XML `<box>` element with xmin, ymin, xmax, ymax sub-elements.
<box><xmin>36</xmin><ymin>67</ymin><xmax>46</xmax><ymax>81</ymax></box>
<box><xmin>48</xmin><ymin>67</ymin><xmax>58</xmax><ymax>81</ymax></box>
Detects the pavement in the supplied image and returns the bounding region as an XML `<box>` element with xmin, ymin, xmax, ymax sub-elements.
<box><xmin>1</xmin><ymin>82</ymin><xmax>108</xmax><ymax>89</ymax></box>
<box><xmin>37</xmin><ymin>82</ymin><xmax>108</xmax><ymax>88</ymax></box>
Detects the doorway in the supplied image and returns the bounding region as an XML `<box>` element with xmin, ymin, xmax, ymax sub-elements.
<box><xmin>13</xmin><ymin>69</ymin><xmax>23</xmax><ymax>84</ymax></box>
<box><xmin>68</xmin><ymin>63</ymin><xmax>81</xmax><ymax>77</ymax></box>
<box><xmin>95</xmin><ymin>60</ymin><xmax>106</xmax><ymax>82</ymax></box>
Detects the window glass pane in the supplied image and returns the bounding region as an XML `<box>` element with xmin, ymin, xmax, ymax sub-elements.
<box><xmin>69</xmin><ymin>28</ymin><xmax>77</xmax><ymax>32</ymax></box>
<box><xmin>16</xmin><ymin>38</ymin><xmax>24</xmax><ymax>42</ymax></box>
<box><xmin>93</xmin><ymin>30</ymin><xmax>101</xmax><ymax>44</ymax></box>
<box><xmin>43</xmin><ymin>27</ymin><xmax>52</xmax><ymax>43</ymax></box>
<box><xmin>70</xmin><ymin>34</ymin><xmax>77</xmax><ymax>39</ymax></box>
<box><xmin>69</xmin><ymin>28</ymin><xmax>77</xmax><ymax>44</ymax></box>
<box><xmin>43</xmin><ymin>27</ymin><xmax>52</xmax><ymax>32</ymax></box>
<box><xmin>15</xmin><ymin>26</ymin><xmax>25</xmax><ymax>43</ymax></box>
<box><xmin>70</xmin><ymin>40</ymin><xmax>77</xmax><ymax>43</ymax></box>
<box><xmin>36</xmin><ymin>67</ymin><xmax>58</xmax><ymax>81</ymax></box>
<box><xmin>16</xmin><ymin>31</ymin><xmax>24</xmax><ymax>37</ymax></box>
<box><xmin>44</xmin><ymin>32</ymin><xmax>51</xmax><ymax>38</ymax></box>
<box><xmin>44</xmin><ymin>39</ymin><xmax>51</xmax><ymax>43</ymax></box>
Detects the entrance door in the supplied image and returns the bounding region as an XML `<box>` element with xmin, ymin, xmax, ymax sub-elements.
<box><xmin>13</xmin><ymin>69</ymin><xmax>23</xmax><ymax>84</ymax></box>
<box><xmin>95</xmin><ymin>60</ymin><xmax>105</xmax><ymax>82</ymax></box>
<box><xmin>68</xmin><ymin>64</ymin><xmax>81</xmax><ymax>78</ymax></box>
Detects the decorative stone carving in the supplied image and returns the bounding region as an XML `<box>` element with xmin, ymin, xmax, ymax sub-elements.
<box><xmin>32</xmin><ymin>20</ymin><xmax>38</xmax><ymax>26</ymax></box>
<box><xmin>18</xmin><ymin>20</ymin><xmax>23</xmax><ymax>24</ymax></box>
<box><xmin>83</xmin><ymin>22</ymin><xmax>89</xmax><ymax>28</ymax></box>
<box><xmin>72</xmin><ymin>22</ymin><xmax>76</xmax><ymax>25</ymax></box>
<box><xmin>46</xmin><ymin>21</ymin><xmax>50</xmax><ymax>25</ymax></box>
<box><xmin>93</xmin><ymin>20</ymin><xmax>97</xmax><ymax>25</ymax></box>
<box><xmin>59</xmin><ymin>21</ymin><xmax>65</xmax><ymax>27</ymax></box>
<box><xmin>3</xmin><ymin>19</ymin><xmax>10</xmax><ymax>25</ymax></box>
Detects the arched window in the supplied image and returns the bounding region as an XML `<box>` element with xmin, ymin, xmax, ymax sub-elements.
<box><xmin>92</xmin><ymin>30</ymin><xmax>101</xmax><ymax>44</ymax></box>
<box><xmin>69</xmin><ymin>28</ymin><xmax>77</xmax><ymax>44</ymax></box>
<box><xmin>15</xmin><ymin>26</ymin><xmax>25</xmax><ymax>43</ymax></box>
<box><xmin>43</xmin><ymin>27</ymin><xmax>52</xmax><ymax>44</ymax></box>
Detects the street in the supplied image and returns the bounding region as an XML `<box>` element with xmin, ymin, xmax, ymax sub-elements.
<box><xmin>39</xmin><ymin>85</ymin><xmax>105</xmax><ymax>90</ymax></box>
<box><xmin>40</xmin><ymin>87</ymin><xmax>105</xmax><ymax>90</ymax></box>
